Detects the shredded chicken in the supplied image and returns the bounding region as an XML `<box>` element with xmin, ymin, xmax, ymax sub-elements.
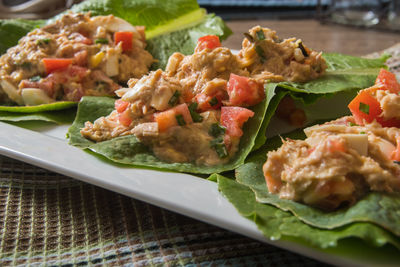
<box><xmin>81</xmin><ymin>26</ymin><xmax>326</xmax><ymax>166</ymax></box>
<box><xmin>263</xmin><ymin>116</ymin><xmax>400</xmax><ymax>210</ymax></box>
<box><xmin>0</xmin><ymin>12</ymin><xmax>153</xmax><ymax>105</ymax></box>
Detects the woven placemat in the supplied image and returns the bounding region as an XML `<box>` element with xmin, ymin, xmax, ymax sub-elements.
<box><xmin>0</xmin><ymin>156</ymin><xmax>327</xmax><ymax>266</ymax></box>
<box><xmin>1</xmin><ymin>44</ymin><xmax>399</xmax><ymax>267</ymax></box>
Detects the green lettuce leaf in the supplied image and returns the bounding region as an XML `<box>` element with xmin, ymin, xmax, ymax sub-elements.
<box><xmin>66</xmin><ymin>0</ymin><xmax>204</xmax><ymax>38</ymax></box>
<box><xmin>251</xmin><ymin>53</ymin><xmax>388</xmax><ymax>150</ymax></box>
<box><xmin>147</xmin><ymin>14</ymin><xmax>231</xmax><ymax>70</ymax></box>
<box><xmin>0</xmin><ymin>19</ymin><xmax>45</xmax><ymax>55</ymax></box>
<box><xmin>253</xmin><ymin>86</ymin><xmax>287</xmax><ymax>150</ymax></box>
<box><xmin>67</xmin><ymin>86</ymin><xmax>273</xmax><ymax>173</ymax></box>
<box><xmin>0</xmin><ymin>101</ymin><xmax>76</xmax><ymax>112</ymax></box>
<box><xmin>0</xmin><ymin>0</ymin><xmax>230</xmax><ymax>122</ymax></box>
<box><xmin>0</xmin><ymin>108</ymin><xmax>76</xmax><ymax>124</ymax></box>
<box><xmin>277</xmin><ymin>53</ymin><xmax>389</xmax><ymax>98</ymax></box>
<box><xmin>67</xmin><ymin>96</ymin><xmax>116</xmax><ymax>148</ymax></box>
<box><xmin>235</xmin><ymin>132</ymin><xmax>400</xmax><ymax>237</ymax></box>
<box><xmin>216</xmin><ymin>174</ymin><xmax>400</xmax><ymax>253</ymax></box>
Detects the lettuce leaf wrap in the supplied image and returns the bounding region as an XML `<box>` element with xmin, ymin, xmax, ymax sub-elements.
<box><xmin>216</xmin><ymin>174</ymin><xmax>400</xmax><ymax>260</ymax></box>
<box><xmin>67</xmin><ymin>82</ymin><xmax>274</xmax><ymax>173</ymax></box>
<box><xmin>253</xmin><ymin>53</ymin><xmax>390</xmax><ymax>149</ymax></box>
<box><xmin>227</xmin><ymin>128</ymin><xmax>400</xmax><ymax>249</ymax></box>
<box><xmin>0</xmin><ymin>0</ymin><xmax>231</xmax><ymax>123</ymax></box>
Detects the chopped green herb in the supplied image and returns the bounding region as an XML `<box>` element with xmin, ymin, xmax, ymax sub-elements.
<box><xmin>209</xmin><ymin>123</ymin><xmax>226</xmax><ymax>137</ymax></box>
<box><xmin>20</xmin><ymin>62</ymin><xmax>32</xmax><ymax>70</ymax></box>
<box><xmin>256</xmin><ymin>30</ymin><xmax>265</xmax><ymax>40</ymax></box>
<box><xmin>349</xmin><ymin>122</ymin><xmax>358</xmax><ymax>126</ymax></box>
<box><xmin>175</xmin><ymin>114</ymin><xmax>186</xmax><ymax>126</ymax></box>
<box><xmin>95</xmin><ymin>81</ymin><xmax>108</xmax><ymax>91</ymax></box>
<box><xmin>188</xmin><ymin>102</ymin><xmax>203</xmax><ymax>122</ymax></box>
<box><xmin>359</xmin><ymin>131</ymin><xmax>366</xmax><ymax>134</ymax></box>
<box><xmin>359</xmin><ymin>102</ymin><xmax>370</xmax><ymax>115</ymax></box>
<box><xmin>243</xmin><ymin>32</ymin><xmax>254</xmax><ymax>43</ymax></box>
<box><xmin>55</xmin><ymin>89</ymin><xmax>64</xmax><ymax>101</ymax></box>
<box><xmin>30</xmin><ymin>75</ymin><xmax>41</xmax><ymax>82</ymax></box>
<box><xmin>95</xmin><ymin>38</ymin><xmax>109</xmax><ymax>44</ymax></box>
<box><xmin>255</xmin><ymin>45</ymin><xmax>266</xmax><ymax>63</ymax></box>
<box><xmin>214</xmin><ymin>143</ymin><xmax>228</xmax><ymax>158</ymax></box>
<box><xmin>298</xmin><ymin>41</ymin><xmax>308</xmax><ymax>57</ymax></box>
<box><xmin>168</xmin><ymin>91</ymin><xmax>181</xmax><ymax>106</ymax></box>
<box><xmin>208</xmin><ymin>96</ymin><xmax>219</xmax><ymax>106</ymax></box>
<box><xmin>37</xmin><ymin>38</ymin><xmax>51</xmax><ymax>46</ymax></box>
<box><xmin>210</xmin><ymin>137</ymin><xmax>228</xmax><ymax>158</ymax></box>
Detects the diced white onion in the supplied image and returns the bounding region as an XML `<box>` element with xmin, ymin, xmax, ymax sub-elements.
<box><xmin>21</xmin><ymin>88</ymin><xmax>53</xmax><ymax>106</ymax></box>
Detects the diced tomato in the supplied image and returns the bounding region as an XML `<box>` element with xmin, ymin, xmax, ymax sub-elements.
<box><xmin>348</xmin><ymin>88</ymin><xmax>400</xmax><ymax>127</ymax></box>
<box><xmin>174</xmin><ymin>103</ymin><xmax>193</xmax><ymax>124</ymax></box>
<box><xmin>377</xmin><ymin>117</ymin><xmax>400</xmax><ymax>128</ymax></box>
<box><xmin>154</xmin><ymin>103</ymin><xmax>193</xmax><ymax>132</ymax></box>
<box><xmin>195</xmin><ymin>35</ymin><xmax>221</xmax><ymax>52</ymax></box>
<box><xmin>227</xmin><ymin>73</ymin><xmax>265</xmax><ymax>106</ymax></box>
<box><xmin>348</xmin><ymin>89</ymin><xmax>383</xmax><ymax>125</ymax></box>
<box><xmin>182</xmin><ymin>89</ymin><xmax>194</xmax><ymax>103</ymax></box>
<box><xmin>195</xmin><ymin>93</ymin><xmax>224</xmax><ymax>112</ymax></box>
<box><xmin>118</xmin><ymin>109</ymin><xmax>132</xmax><ymax>127</ymax></box>
<box><xmin>42</xmin><ymin>58</ymin><xmax>73</xmax><ymax>74</ymax></box>
<box><xmin>390</xmin><ymin>137</ymin><xmax>400</xmax><ymax>162</ymax></box>
<box><xmin>326</xmin><ymin>138</ymin><xmax>347</xmax><ymax>153</ymax></box>
<box><xmin>46</xmin><ymin>66</ymin><xmax>88</xmax><ymax>87</ymax></box>
<box><xmin>154</xmin><ymin>109</ymin><xmax>176</xmax><ymax>132</ymax></box>
<box><xmin>220</xmin><ymin>106</ymin><xmax>254</xmax><ymax>137</ymax></box>
<box><xmin>375</xmin><ymin>68</ymin><xmax>400</xmax><ymax>94</ymax></box>
<box><xmin>115</xmin><ymin>99</ymin><xmax>130</xmax><ymax>113</ymax></box>
<box><xmin>114</xmin><ymin>31</ymin><xmax>133</xmax><ymax>51</ymax></box>
<box><xmin>65</xmin><ymin>65</ymin><xmax>88</xmax><ymax>80</ymax></box>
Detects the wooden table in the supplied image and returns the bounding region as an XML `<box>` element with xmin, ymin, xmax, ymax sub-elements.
<box><xmin>223</xmin><ymin>19</ymin><xmax>400</xmax><ymax>56</ymax></box>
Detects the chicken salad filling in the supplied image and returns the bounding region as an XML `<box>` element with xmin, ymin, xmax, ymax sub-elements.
<box><xmin>0</xmin><ymin>12</ymin><xmax>153</xmax><ymax>106</ymax></box>
<box><xmin>80</xmin><ymin>26</ymin><xmax>326</xmax><ymax>166</ymax></box>
<box><xmin>263</xmin><ymin>69</ymin><xmax>400</xmax><ymax>211</ymax></box>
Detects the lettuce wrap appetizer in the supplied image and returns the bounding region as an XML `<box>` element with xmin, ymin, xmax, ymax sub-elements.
<box><xmin>0</xmin><ymin>13</ymin><xmax>153</xmax><ymax>106</ymax></box>
<box><xmin>67</xmin><ymin>26</ymin><xmax>387</xmax><ymax>173</ymax></box>
<box><xmin>263</xmin><ymin>69</ymin><xmax>400</xmax><ymax>211</ymax></box>
<box><xmin>0</xmin><ymin>0</ymin><xmax>231</xmax><ymax>123</ymax></box>
<box><xmin>216</xmin><ymin>174</ymin><xmax>400</xmax><ymax>252</ymax></box>
<box><xmin>231</xmin><ymin>127</ymin><xmax>400</xmax><ymax>250</ymax></box>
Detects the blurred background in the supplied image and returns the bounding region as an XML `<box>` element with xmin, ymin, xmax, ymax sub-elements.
<box><xmin>0</xmin><ymin>0</ymin><xmax>398</xmax><ymax>31</ymax></box>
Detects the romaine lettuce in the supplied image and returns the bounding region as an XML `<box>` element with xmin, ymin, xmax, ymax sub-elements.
<box><xmin>235</xmin><ymin>131</ymin><xmax>400</xmax><ymax>238</ymax></box>
<box><xmin>216</xmin><ymin>174</ymin><xmax>400</xmax><ymax>253</ymax></box>
<box><xmin>67</xmin><ymin>82</ymin><xmax>273</xmax><ymax>173</ymax></box>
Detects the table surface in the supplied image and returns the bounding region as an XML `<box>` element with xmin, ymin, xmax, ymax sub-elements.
<box><xmin>1</xmin><ymin>19</ymin><xmax>399</xmax><ymax>267</ymax></box>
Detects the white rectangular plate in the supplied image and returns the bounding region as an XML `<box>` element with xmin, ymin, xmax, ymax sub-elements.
<box><xmin>0</xmin><ymin>119</ymin><xmax>399</xmax><ymax>267</ymax></box>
